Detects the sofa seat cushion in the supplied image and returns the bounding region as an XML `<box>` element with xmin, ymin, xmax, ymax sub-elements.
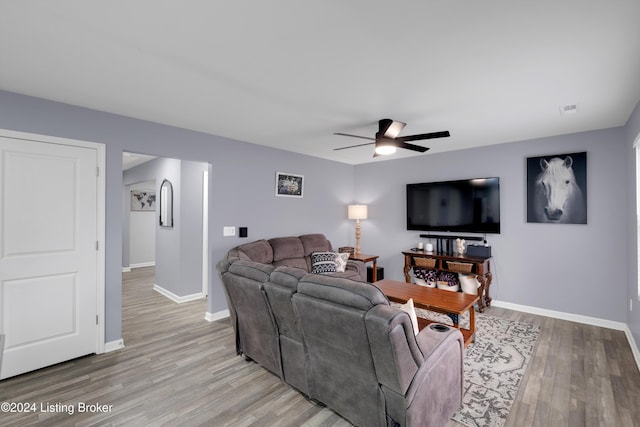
<box><xmin>273</xmin><ymin>257</ymin><xmax>309</xmax><ymax>271</ymax></box>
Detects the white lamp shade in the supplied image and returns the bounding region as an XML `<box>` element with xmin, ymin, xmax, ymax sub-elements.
<box><xmin>348</xmin><ymin>204</ymin><xmax>368</xmax><ymax>220</ymax></box>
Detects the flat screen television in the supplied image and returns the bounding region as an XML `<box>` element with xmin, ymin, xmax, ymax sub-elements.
<box><xmin>406</xmin><ymin>177</ymin><xmax>501</xmax><ymax>234</ymax></box>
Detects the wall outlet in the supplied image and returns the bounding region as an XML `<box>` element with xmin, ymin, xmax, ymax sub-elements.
<box><xmin>223</xmin><ymin>226</ymin><xmax>236</xmax><ymax>237</ymax></box>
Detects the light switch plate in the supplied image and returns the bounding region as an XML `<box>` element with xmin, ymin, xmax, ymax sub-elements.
<box><xmin>223</xmin><ymin>226</ymin><xmax>236</xmax><ymax>237</ymax></box>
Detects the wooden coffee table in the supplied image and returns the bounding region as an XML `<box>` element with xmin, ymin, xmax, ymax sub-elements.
<box><xmin>375</xmin><ymin>279</ymin><xmax>479</xmax><ymax>347</ymax></box>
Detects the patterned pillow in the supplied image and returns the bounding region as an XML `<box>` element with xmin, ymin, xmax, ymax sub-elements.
<box><xmin>334</xmin><ymin>253</ymin><xmax>350</xmax><ymax>272</ymax></box>
<box><xmin>311</xmin><ymin>251</ymin><xmax>337</xmax><ymax>274</ymax></box>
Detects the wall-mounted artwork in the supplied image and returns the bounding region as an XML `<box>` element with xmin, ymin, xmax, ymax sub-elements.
<box><xmin>526</xmin><ymin>151</ymin><xmax>587</xmax><ymax>224</ymax></box>
<box><xmin>130</xmin><ymin>190</ymin><xmax>156</xmax><ymax>211</ymax></box>
<box><xmin>276</xmin><ymin>172</ymin><xmax>304</xmax><ymax>198</ymax></box>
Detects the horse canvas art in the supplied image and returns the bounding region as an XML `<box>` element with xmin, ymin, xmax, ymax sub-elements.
<box><xmin>527</xmin><ymin>152</ymin><xmax>587</xmax><ymax>224</ymax></box>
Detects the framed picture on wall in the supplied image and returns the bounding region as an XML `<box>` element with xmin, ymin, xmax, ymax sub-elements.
<box><xmin>130</xmin><ymin>189</ymin><xmax>156</xmax><ymax>211</ymax></box>
<box><xmin>275</xmin><ymin>172</ymin><xmax>304</xmax><ymax>198</ymax></box>
<box><xmin>526</xmin><ymin>151</ymin><xmax>587</xmax><ymax>224</ymax></box>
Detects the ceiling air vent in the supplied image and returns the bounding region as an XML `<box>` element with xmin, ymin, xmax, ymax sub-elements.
<box><xmin>559</xmin><ymin>104</ymin><xmax>578</xmax><ymax>115</ymax></box>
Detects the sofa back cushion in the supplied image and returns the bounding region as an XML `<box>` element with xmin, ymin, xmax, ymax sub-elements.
<box><xmin>228</xmin><ymin>260</ymin><xmax>274</xmax><ymax>283</ymax></box>
<box><xmin>268</xmin><ymin>236</ymin><xmax>308</xmax><ymax>270</ymax></box>
<box><xmin>220</xmin><ymin>267</ymin><xmax>281</xmax><ymax>377</ymax></box>
<box><xmin>236</xmin><ymin>239</ymin><xmax>273</xmax><ymax>264</ymax></box>
<box><xmin>300</xmin><ymin>234</ymin><xmax>332</xmax><ymax>271</ymax></box>
<box><xmin>299</xmin><ymin>233</ymin><xmax>332</xmax><ymax>255</ymax></box>
<box><xmin>292</xmin><ymin>275</ymin><xmax>388</xmax><ymax>426</ymax></box>
<box><xmin>265</xmin><ymin>267</ymin><xmax>307</xmax><ymax>341</ymax></box>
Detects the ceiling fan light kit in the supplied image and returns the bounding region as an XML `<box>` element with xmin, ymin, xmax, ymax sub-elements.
<box><xmin>374</xmin><ymin>139</ymin><xmax>398</xmax><ymax>155</ymax></box>
<box><xmin>334</xmin><ymin>118</ymin><xmax>450</xmax><ymax>157</ymax></box>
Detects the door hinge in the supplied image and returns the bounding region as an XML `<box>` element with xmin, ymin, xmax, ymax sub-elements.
<box><xmin>96</xmin><ymin>315</ymin><xmax>99</xmax><ymax>325</ymax></box>
<box><xmin>97</xmin><ymin>166</ymin><xmax>100</xmax><ymax>176</ymax></box>
<box><xmin>96</xmin><ymin>241</ymin><xmax>99</xmax><ymax>251</ymax></box>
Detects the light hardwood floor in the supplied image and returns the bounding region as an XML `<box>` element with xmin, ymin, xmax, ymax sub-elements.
<box><xmin>1</xmin><ymin>267</ymin><xmax>639</xmax><ymax>426</ymax></box>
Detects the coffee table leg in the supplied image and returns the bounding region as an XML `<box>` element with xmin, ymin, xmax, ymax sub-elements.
<box><xmin>469</xmin><ymin>306</ymin><xmax>476</xmax><ymax>344</ymax></box>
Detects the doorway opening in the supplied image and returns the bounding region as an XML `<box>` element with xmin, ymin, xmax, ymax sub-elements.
<box><xmin>122</xmin><ymin>152</ymin><xmax>211</xmax><ymax>306</ymax></box>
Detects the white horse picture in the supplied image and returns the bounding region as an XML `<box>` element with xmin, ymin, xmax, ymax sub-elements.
<box><xmin>527</xmin><ymin>152</ymin><xmax>587</xmax><ymax>224</ymax></box>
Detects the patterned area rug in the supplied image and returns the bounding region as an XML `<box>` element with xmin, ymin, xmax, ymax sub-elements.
<box><xmin>408</xmin><ymin>306</ymin><xmax>540</xmax><ymax>427</ymax></box>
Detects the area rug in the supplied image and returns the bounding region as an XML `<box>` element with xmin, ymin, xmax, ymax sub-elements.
<box><xmin>401</xmin><ymin>306</ymin><xmax>540</xmax><ymax>427</ymax></box>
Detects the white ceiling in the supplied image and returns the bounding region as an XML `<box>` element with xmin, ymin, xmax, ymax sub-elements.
<box><xmin>2</xmin><ymin>2</ymin><xmax>639</xmax><ymax>165</ymax></box>
<box><xmin>122</xmin><ymin>152</ymin><xmax>156</xmax><ymax>171</ymax></box>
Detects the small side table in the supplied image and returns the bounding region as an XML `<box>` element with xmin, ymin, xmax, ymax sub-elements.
<box><xmin>349</xmin><ymin>253</ymin><xmax>380</xmax><ymax>281</ymax></box>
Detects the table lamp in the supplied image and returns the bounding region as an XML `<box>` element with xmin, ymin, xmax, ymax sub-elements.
<box><xmin>348</xmin><ymin>204</ymin><xmax>367</xmax><ymax>255</ymax></box>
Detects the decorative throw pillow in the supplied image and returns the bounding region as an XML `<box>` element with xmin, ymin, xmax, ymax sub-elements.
<box><xmin>334</xmin><ymin>253</ymin><xmax>350</xmax><ymax>272</ymax></box>
<box><xmin>398</xmin><ymin>298</ymin><xmax>419</xmax><ymax>336</ymax></box>
<box><xmin>311</xmin><ymin>251</ymin><xmax>337</xmax><ymax>274</ymax></box>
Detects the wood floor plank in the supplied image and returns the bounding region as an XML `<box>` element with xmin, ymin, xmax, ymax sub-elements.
<box><xmin>1</xmin><ymin>266</ymin><xmax>639</xmax><ymax>426</ymax></box>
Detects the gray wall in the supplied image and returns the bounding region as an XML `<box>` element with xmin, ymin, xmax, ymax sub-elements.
<box><xmin>0</xmin><ymin>90</ymin><xmax>354</xmax><ymax>343</ymax></box>
<box><xmin>179</xmin><ymin>160</ymin><xmax>208</xmax><ymax>296</ymax></box>
<box><xmin>354</xmin><ymin>127</ymin><xmax>629</xmax><ymax>322</ymax></box>
<box><xmin>153</xmin><ymin>157</ymin><xmax>182</xmax><ymax>295</ymax></box>
<box><xmin>626</xmin><ymin>100</ymin><xmax>640</xmax><ymax>347</ymax></box>
<box><xmin>126</xmin><ymin>180</ymin><xmax>156</xmax><ymax>267</ymax></box>
<box><xmin>1</xmin><ymin>88</ymin><xmax>637</xmax><ymax>345</ymax></box>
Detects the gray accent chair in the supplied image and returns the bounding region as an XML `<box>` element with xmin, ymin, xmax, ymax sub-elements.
<box><xmin>217</xmin><ymin>241</ymin><xmax>465</xmax><ymax>426</ymax></box>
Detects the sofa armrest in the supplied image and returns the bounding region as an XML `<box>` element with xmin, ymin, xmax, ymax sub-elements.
<box><xmin>403</xmin><ymin>325</ymin><xmax>464</xmax><ymax>426</ymax></box>
<box><xmin>345</xmin><ymin>259</ymin><xmax>367</xmax><ymax>282</ymax></box>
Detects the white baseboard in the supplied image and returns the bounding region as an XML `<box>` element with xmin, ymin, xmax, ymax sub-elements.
<box><xmin>205</xmin><ymin>310</ymin><xmax>230</xmax><ymax>322</ymax></box>
<box><xmin>104</xmin><ymin>339</ymin><xmax>125</xmax><ymax>353</ymax></box>
<box><xmin>492</xmin><ymin>300</ymin><xmax>627</xmax><ymax>331</ymax></box>
<box><xmin>492</xmin><ymin>300</ymin><xmax>640</xmax><ymax>372</ymax></box>
<box><xmin>131</xmin><ymin>262</ymin><xmax>155</xmax><ymax>269</ymax></box>
<box><xmin>153</xmin><ymin>284</ymin><xmax>204</xmax><ymax>304</ymax></box>
<box><xmin>121</xmin><ymin>267</ymin><xmax>131</xmax><ymax>273</ymax></box>
<box><xmin>624</xmin><ymin>326</ymin><xmax>640</xmax><ymax>372</ymax></box>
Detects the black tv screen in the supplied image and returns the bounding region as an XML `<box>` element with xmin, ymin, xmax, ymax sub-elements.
<box><xmin>406</xmin><ymin>177</ymin><xmax>500</xmax><ymax>234</ymax></box>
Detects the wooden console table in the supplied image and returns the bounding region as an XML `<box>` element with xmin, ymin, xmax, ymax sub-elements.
<box><xmin>402</xmin><ymin>250</ymin><xmax>493</xmax><ymax>312</ymax></box>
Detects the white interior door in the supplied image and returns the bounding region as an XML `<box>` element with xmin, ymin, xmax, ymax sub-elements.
<box><xmin>0</xmin><ymin>135</ymin><xmax>100</xmax><ymax>379</ymax></box>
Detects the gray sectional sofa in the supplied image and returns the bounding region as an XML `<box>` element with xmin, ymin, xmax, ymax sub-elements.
<box><xmin>217</xmin><ymin>234</ymin><xmax>464</xmax><ymax>427</ymax></box>
<box><xmin>222</xmin><ymin>233</ymin><xmax>367</xmax><ymax>282</ymax></box>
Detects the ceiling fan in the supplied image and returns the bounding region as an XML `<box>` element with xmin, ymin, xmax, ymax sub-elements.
<box><xmin>333</xmin><ymin>118</ymin><xmax>450</xmax><ymax>156</ymax></box>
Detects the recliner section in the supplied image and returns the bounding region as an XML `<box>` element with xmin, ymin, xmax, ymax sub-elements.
<box><xmin>217</xmin><ymin>249</ymin><xmax>464</xmax><ymax>426</ymax></box>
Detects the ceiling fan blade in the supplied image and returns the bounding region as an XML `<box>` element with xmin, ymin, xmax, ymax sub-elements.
<box><xmin>396</xmin><ymin>141</ymin><xmax>430</xmax><ymax>153</ymax></box>
<box><xmin>379</xmin><ymin>119</ymin><xmax>406</xmax><ymax>138</ymax></box>
<box><xmin>333</xmin><ymin>132</ymin><xmax>376</xmax><ymax>141</ymax></box>
<box><xmin>333</xmin><ymin>141</ymin><xmax>375</xmax><ymax>151</ymax></box>
<box><xmin>397</xmin><ymin>130</ymin><xmax>450</xmax><ymax>142</ymax></box>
